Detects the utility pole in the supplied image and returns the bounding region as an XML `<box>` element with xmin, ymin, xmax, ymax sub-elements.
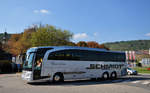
<box><xmin>2</xmin><ymin>28</ymin><xmax>7</xmax><ymax>48</ymax></box>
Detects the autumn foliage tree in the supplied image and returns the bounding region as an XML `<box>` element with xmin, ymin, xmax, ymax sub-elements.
<box><xmin>99</xmin><ymin>44</ymin><xmax>109</xmax><ymax>50</ymax></box>
<box><xmin>7</xmin><ymin>28</ymin><xmax>36</xmax><ymax>55</ymax></box>
<box><xmin>76</xmin><ymin>41</ymin><xmax>109</xmax><ymax>50</ymax></box>
<box><xmin>7</xmin><ymin>24</ymin><xmax>73</xmax><ymax>55</ymax></box>
<box><xmin>87</xmin><ymin>41</ymin><xmax>100</xmax><ymax>48</ymax></box>
<box><xmin>7</xmin><ymin>34</ymin><xmax>22</xmax><ymax>55</ymax></box>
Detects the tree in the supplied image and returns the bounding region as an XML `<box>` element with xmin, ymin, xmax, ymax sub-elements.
<box><xmin>76</xmin><ymin>41</ymin><xmax>109</xmax><ymax>50</ymax></box>
<box><xmin>7</xmin><ymin>24</ymin><xmax>73</xmax><ymax>55</ymax></box>
<box><xmin>19</xmin><ymin>27</ymin><xmax>36</xmax><ymax>53</ymax></box>
<box><xmin>98</xmin><ymin>44</ymin><xmax>109</xmax><ymax>50</ymax></box>
<box><xmin>7</xmin><ymin>27</ymin><xmax>36</xmax><ymax>55</ymax></box>
<box><xmin>0</xmin><ymin>42</ymin><xmax>2</xmax><ymax>49</ymax></box>
<box><xmin>76</xmin><ymin>41</ymin><xmax>88</xmax><ymax>47</ymax></box>
<box><xmin>87</xmin><ymin>41</ymin><xmax>99</xmax><ymax>48</ymax></box>
<box><xmin>67</xmin><ymin>42</ymin><xmax>77</xmax><ymax>46</ymax></box>
<box><xmin>7</xmin><ymin>34</ymin><xmax>22</xmax><ymax>55</ymax></box>
<box><xmin>31</xmin><ymin>25</ymin><xmax>73</xmax><ymax>46</ymax></box>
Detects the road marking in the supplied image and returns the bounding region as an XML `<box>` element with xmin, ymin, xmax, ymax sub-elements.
<box><xmin>141</xmin><ymin>81</ymin><xmax>150</xmax><ymax>85</ymax></box>
<box><xmin>131</xmin><ymin>81</ymin><xmax>141</xmax><ymax>83</ymax></box>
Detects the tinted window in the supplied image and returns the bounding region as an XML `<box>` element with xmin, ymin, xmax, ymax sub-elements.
<box><xmin>37</xmin><ymin>48</ymin><xmax>53</xmax><ymax>58</ymax></box>
<box><xmin>48</xmin><ymin>49</ymin><xmax>125</xmax><ymax>62</ymax></box>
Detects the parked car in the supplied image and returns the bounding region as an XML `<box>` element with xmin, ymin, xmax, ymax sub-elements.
<box><xmin>127</xmin><ymin>67</ymin><xmax>138</xmax><ymax>75</ymax></box>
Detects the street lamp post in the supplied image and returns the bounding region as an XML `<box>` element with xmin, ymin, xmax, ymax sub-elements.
<box><xmin>2</xmin><ymin>32</ymin><xmax>7</xmax><ymax>48</ymax></box>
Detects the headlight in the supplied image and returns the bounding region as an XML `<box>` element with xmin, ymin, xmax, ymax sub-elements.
<box><xmin>26</xmin><ymin>73</ymin><xmax>31</xmax><ymax>77</ymax></box>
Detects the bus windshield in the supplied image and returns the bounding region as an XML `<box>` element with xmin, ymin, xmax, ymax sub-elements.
<box><xmin>23</xmin><ymin>52</ymin><xmax>35</xmax><ymax>69</ymax></box>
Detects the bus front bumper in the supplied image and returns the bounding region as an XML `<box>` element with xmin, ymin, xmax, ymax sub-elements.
<box><xmin>22</xmin><ymin>71</ymin><xmax>33</xmax><ymax>82</ymax></box>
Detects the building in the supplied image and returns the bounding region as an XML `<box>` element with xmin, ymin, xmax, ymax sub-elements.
<box><xmin>141</xmin><ymin>58</ymin><xmax>150</xmax><ymax>67</ymax></box>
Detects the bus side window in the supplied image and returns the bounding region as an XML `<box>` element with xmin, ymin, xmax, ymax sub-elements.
<box><xmin>48</xmin><ymin>52</ymin><xmax>56</xmax><ymax>60</ymax></box>
<box><xmin>48</xmin><ymin>51</ymin><xmax>66</xmax><ymax>60</ymax></box>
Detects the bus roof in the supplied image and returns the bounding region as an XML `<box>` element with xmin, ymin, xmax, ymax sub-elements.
<box><xmin>27</xmin><ymin>46</ymin><xmax>125</xmax><ymax>54</ymax></box>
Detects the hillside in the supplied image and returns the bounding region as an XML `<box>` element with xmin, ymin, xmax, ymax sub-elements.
<box><xmin>104</xmin><ymin>40</ymin><xmax>150</xmax><ymax>51</ymax></box>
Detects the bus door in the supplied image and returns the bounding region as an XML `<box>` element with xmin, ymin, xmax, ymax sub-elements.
<box><xmin>33</xmin><ymin>54</ymin><xmax>43</xmax><ymax>80</ymax></box>
<box><xmin>33</xmin><ymin>48</ymin><xmax>53</xmax><ymax>80</ymax></box>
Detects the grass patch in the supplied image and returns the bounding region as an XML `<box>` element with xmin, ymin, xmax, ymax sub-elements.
<box><xmin>133</xmin><ymin>67</ymin><xmax>150</xmax><ymax>74</ymax></box>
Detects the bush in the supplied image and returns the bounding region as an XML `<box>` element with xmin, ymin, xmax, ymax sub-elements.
<box><xmin>137</xmin><ymin>63</ymin><xmax>142</xmax><ymax>67</ymax></box>
<box><xmin>0</xmin><ymin>60</ymin><xmax>12</xmax><ymax>73</ymax></box>
<box><xmin>147</xmin><ymin>68</ymin><xmax>150</xmax><ymax>71</ymax></box>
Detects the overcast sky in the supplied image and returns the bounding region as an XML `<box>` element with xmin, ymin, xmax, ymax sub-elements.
<box><xmin>0</xmin><ymin>0</ymin><xmax>150</xmax><ymax>43</ymax></box>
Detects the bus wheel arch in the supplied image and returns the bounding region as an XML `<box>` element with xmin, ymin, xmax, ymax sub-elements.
<box><xmin>102</xmin><ymin>72</ymin><xmax>109</xmax><ymax>80</ymax></box>
<box><xmin>53</xmin><ymin>72</ymin><xmax>64</xmax><ymax>83</ymax></box>
<box><xmin>110</xmin><ymin>71</ymin><xmax>117</xmax><ymax>79</ymax></box>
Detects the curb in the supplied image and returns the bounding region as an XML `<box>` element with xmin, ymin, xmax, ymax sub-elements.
<box><xmin>16</xmin><ymin>73</ymin><xmax>22</xmax><ymax>75</ymax></box>
<box><xmin>139</xmin><ymin>73</ymin><xmax>150</xmax><ymax>75</ymax></box>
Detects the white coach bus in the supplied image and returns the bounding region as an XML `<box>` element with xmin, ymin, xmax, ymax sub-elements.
<box><xmin>22</xmin><ymin>46</ymin><xmax>127</xmax><ymax>82</ymax></box>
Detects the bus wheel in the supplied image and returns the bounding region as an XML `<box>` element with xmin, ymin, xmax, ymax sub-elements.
<box><xmin>111</xmin><ymin>72</ymin><xmax>117</xmax><ymax>79</ymax></box>
<box><xmin>102</xmin><ymin>72</ymin><xmax>109</xmax><ymax>80</ymax></box>
<box><xmin>53</xmin><ymin>73</ymin><xmax>64</xmax><ymax>83</ymax></box>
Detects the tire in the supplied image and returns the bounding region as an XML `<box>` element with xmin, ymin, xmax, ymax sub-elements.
<box><xmin>53</xmin><ymin>73</ymin><xmax>64</xmax><ymax>83</ymax></box>
<box><xmin>102</xmin><ymin>72</ymin><xmax>109</xmax><ymax>80</ymax></box>
<box><xmin>111</xmin><ymin>72</ymin><xmax>117</xmax><ymax>79</ymax></box>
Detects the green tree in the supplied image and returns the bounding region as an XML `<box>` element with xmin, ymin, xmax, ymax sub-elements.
<box><xmin>76</xmin><ymin>41</ymin><xmax>88</xmax><ymax>47</ymax></box>
<box><xmin>0</xmin><ymin>42</ymin><xmax>2</xmax><ymax>49</ymax></box>
<box><xmin>19</xmin><ymin>27</ymin><xmax>36</xmax><ymax>53</ymax></box>
<box><xmin>67</xmin><ymin>42</ymin><xmax>77</xmax><ymax>46</ymax></box>
<box><xmin>31</xmin><ymin>25</ymin><xmax>73</xmax><ymax>47</ymax></box>
<box><xmin>7</xmin><ymin>24</ymin><xmax>73</xmax><ymax>55</ymax></box>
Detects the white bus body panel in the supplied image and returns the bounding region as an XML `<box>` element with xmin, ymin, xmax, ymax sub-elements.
<box><xmin>41</xmin><ymin>59</ymin><xmax>126</xmax><ymax>80</ymax></box>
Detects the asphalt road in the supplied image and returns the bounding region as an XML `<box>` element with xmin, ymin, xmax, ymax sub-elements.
<box><xmin>0</xmin><ymin>73</ymin><xmax>150</xmax><ymax>93</ymax></box>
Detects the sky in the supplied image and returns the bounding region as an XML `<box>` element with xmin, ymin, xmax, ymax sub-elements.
<box><xmin>0</xmin><ymin>0</ymin><xmax>150</xmax><ymax>43</ymax></box>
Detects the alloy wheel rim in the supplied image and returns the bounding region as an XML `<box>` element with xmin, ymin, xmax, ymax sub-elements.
<box><xmin>104</xmin><ymin>74</ymin><xmax>108</xmax><ymax>79</ymax></box>
<box><xmin>112</xmin><ymin>73</ymin><xmax>115</xmax><ymax>77</ymax></box>
<box><xmin>54</xmin><ymin>75</ymin><xmax>60</xmax><ymax>81</ymax></box>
